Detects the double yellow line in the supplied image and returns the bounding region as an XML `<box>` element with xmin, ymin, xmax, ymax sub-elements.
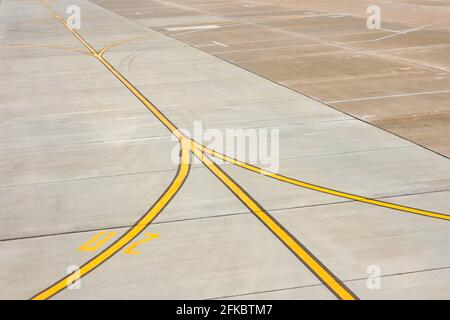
<box><xmin>33</xmin><ymin>2</ymin><xmax>449</xmax><ymax>300</ymax></box>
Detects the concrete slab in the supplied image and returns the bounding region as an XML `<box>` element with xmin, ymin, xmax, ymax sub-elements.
<box><xmin>0</xmin><ymin>212</ymin><xmax>322</xmax><ymax>300</ymax></box>
<box><xmin>1</xmin><ymin>0</ymin><xmax>449</xmax><ymax>300</ymax></box>
<box><xmin>100</xmin><ymin>0</ymin><xmax>450</xmax><ymax>157</ymax></box>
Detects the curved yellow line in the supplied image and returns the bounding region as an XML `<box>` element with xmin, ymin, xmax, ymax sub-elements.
<box><xmin>195</xmin><ymin>142</ymin><xmax>450</xmax><ymax>221</ymax></box>
<box><xmin>99</xmin><ymin>35</ymin><xmax>151</xmax><ymax>57</ymax></box>
<box><xmin>32</xmin><ymin>141</ymin><xmax>191</xmax><ymax>300</ymax></box>
<box><xmin>43</xmin><ymin>4</ymin><xmax>98</xmax><ymax>56</ymax></box>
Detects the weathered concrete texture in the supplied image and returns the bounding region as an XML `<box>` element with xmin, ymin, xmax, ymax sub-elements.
<box><xmin>0</xmin><ymin>0</ymin><xmax>449</xmax><ymax>300</ymax></box>
<box><xmin>92</xmin><ymin>0</ymin><xmax>450</xmax><ymax>157</ymax></box>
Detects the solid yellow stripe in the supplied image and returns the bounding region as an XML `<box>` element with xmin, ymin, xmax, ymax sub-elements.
<box><xmin>32</xmin><ymin>142</ymin><xmax>190</xmax><ymax>300</ymax></box>
<box><xmin>99</xmin><ymin>35</ymin><xmax>149</xmax><ymax>57</ymax></box>
<box><xmin>190</xmin><ymin>144</ymin><xmax>357</xmax><ymax>300</ymax></box>
<box><xmin>197</xmin><ymin>143</ymin><xmax>450</xmax><ymax>221</ymax></box>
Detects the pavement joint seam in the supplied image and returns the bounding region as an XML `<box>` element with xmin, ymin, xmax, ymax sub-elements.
<box><xmin>2</xmin><ymin>187</ymin><xmax>448</xmax><ymax>244</ymax></box>
<box><xmin>209</xmin><ymin>265</ymin><xmax>450</xmax><ymax>300</ymax></box>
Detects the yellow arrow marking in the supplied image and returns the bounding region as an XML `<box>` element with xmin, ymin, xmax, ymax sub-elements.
<box><xmin>78</xmin><ymin>231</ymin><xmax>117</xmax><ymax>252</ymax></box>
<box><xmin>124</xmin><ymin>233</ymin><xmax>160</xmax><ymax>255</ymax></box>
<box><xmin>32</xmin><ymin>141</ymin><xmax>190</xmax><ymax>300</ymax></box>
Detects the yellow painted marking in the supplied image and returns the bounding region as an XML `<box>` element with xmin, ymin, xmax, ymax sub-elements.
<box><xmin>124</xmin><ymin>233</ymin><xmax>160</xmax><ymax>255</ymax></box>
<box><xmin>44</xmin><ymin>4</ymin><xmax>98</xmax><ymax>56</ymax></box>
<box><xmin>196</xmin><ymin>142</ymin><xmax>450</xmax><ymax>221</ymax></box>
<box><xmin>78</xmin><ymin>231</ymin><xmax>117</xmax><ymax>252</ymax></box>
<box><xmin>190</xmin><ymin>143</ymin><xmax>357</xmax><ymax>300</ymax></box>
<box><xmin>99</xmin><ymin>34</ymin><xmax>151</xmax><ymax>57</ymax></box>
<box><xmin>32</xmin><ymin>142</ymin><xmax>190</xmax><ymax>300</ymax></box>
<box><xmin>0</xmin><ymin>43</ymin><xmax>91</xmax><ymax>55</ymax></box>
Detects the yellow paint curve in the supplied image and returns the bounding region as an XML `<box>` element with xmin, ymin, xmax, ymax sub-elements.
<box><xmin>195</xmin><ymin>142</ymin><xmax>450</xmax><ymax>221</ymax></box>
<box><xmin>32</xmin><ymin>141</ymin><xmax>191</xmax><ymax>300</ymax></box>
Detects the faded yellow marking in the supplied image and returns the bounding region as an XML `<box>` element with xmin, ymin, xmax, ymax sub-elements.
<box><xmin>78</xmin><ymin>231</ymin><xmax>117</xmax><ymax>252</ymax></box>
<box><xmin>46</xmin><ymin>0</ymin><xmax>449</xmax><ymax>223</ymax></box>
<box><xmin>195</xmin><ymin>142</ymin><xmax>450</xmax><ymax>221</ymax></box>
<box><xmin>44</xmin><ymin>4</ymin><xmax>98</xmax><ymax>56</ymax></box>
<box><xmin>0</xmin><ymin>43</ymin><xmax>91</xmax><ymax>55</ymax></box>
<box><xmin>99</xmin><ymin>34</ymin><xmax>151</xmax><ymax>57</ymax></box>
<box><xmin>124</xmin><ymin>233</ymin><xmax>160</xmax><ymax>255</ymax></box>
<box><xmin>44</xmin><ymin>3</ymin><xmax>182</xmax><ymax>138</ymax></box>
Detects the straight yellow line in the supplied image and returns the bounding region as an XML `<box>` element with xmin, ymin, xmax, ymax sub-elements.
<box><xmin>32</xmin><ymin>141</ymin><xmax>191</xmax><ymax>300</ymax></box>
<box><xmin>196</xmin><ymin>142</ymin><xmax>450</xmax><ymax>221</ymax></box>
<box><xmin>190</xmin><ymin>144</ymin><xmax>357</xmax><ymax>300</ymax></box>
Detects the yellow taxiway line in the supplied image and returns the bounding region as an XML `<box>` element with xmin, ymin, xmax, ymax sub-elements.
<box><xmin>32</xmin><ymin>140</ymin><xmax>191</xmax><ymax>300</ymax></box>
<box><xmin>98</xmin><ymin>34</ymin><xmax>151</xmax><ymax>57</ymax></box>
<box><xmin>195</xmin><ymin>142</ymin><xmax>450</xmax><ymax>222</ymax></box>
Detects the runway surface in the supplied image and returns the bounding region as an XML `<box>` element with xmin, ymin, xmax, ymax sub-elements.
<box><xmin>0</xmin><ymin>0</ymin><xmax>449</xmax><ymax>300</ymax></box>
